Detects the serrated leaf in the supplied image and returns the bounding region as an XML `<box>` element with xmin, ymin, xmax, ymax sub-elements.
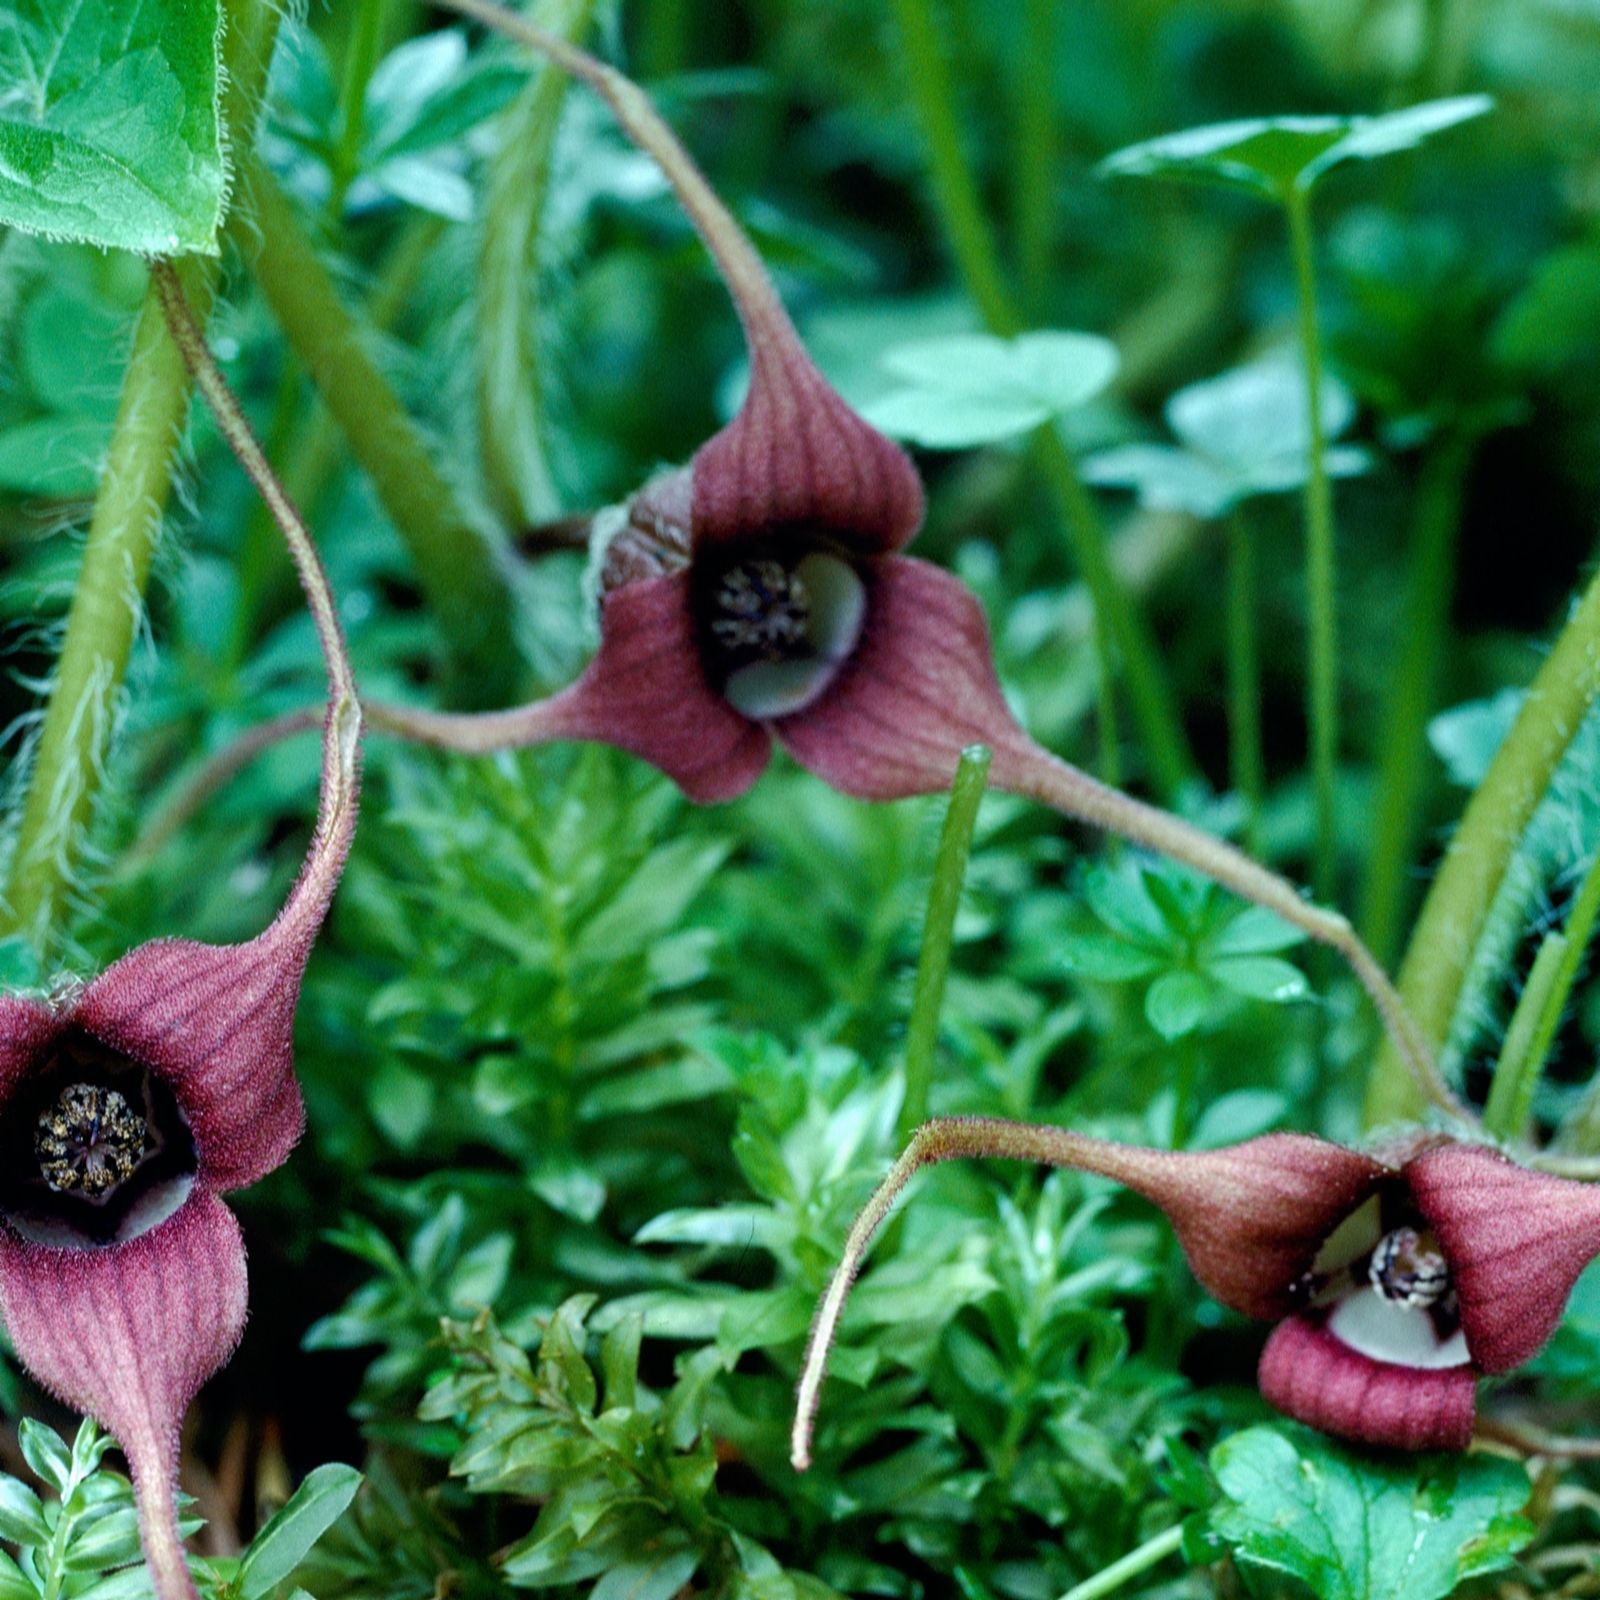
<box><xmin>1209</xmin><ymin>1426</ymin><xmax>1534</xmax><ymax>1600</ymax></box>
<box><xmin>237</xmin><ymin>1464</ymin><xmax>363</xmax><ymax>1600</ymax></box>
<box><xmin>0</xmin><ymin>1</ymin><xmax>227</xmax><ymax>253</ymax></box>
<box><xmin>1100</xmin><ymin>97</ymin><xmax>1492</xmax><ymax>199</ymax></box>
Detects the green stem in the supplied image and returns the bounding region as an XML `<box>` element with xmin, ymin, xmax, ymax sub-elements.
<box><xmin>888</xmin><ymin>0</ymin><xmax>1194</xmax><ymax>797</ymax></box>
<box><xmin>1058</xmin><ymin>1525</ymin><xmax>1185</xmax><ymax>1600</ymax></box>
<box><xmin>1536</xmin><ymin>852</ymin><xmax>1600</xmax><ymax>1151</ymax></box>
<box><xmin>227</xmin><ymin>216</ymin><xmax>446</xmax><ymax>670</ymax></box>
<box><xmin>1013</xmin><ymin>0</ymin><xmax>1055</xmax><ymax>314</ymax></box>
<box><xmin>1366</xmin><ymin>562</ymin><xmax>1600</xmax><ymax>1125</ymax></box>
<box><xmin>887</xmin><ymin>0</ymin><xmax>1017</xmax><ymax>335</ymax></box>
<box><xmin>899</xmin><ymin>745</ymin><xmax>992</xmax><ymax>1139</ymax></box>
<box><xmin>1225</xmin><ymin>512</ymin><xmax>1264</xmax><ymax>851</ymax></box>
<box><xmin>477</xmin><ymin>0</ymin><xmax>598</xmax><ymax>530</ymax></box>
<box><xmin>0</xmin><ymin>0</ymin><xmax>280</xmax><ymax>954</ymax></box>
<box><xmin>1285</xmin><ymin>186</ymin><xmax>1339</xmax><ymax>904</ymax></box>
<box><xmin>638</xmin><ymin>0</ymin><xmax>688</xmax><ymax>78</ymax></box>
<box><xmin>329</xmin><ymin>0</ymin><xmax>388</xmax><ymax>218</ymax></box>
<box><xmin>1482</xmin><ymin>931</ymin><xmax>1568</xmax><ymax>1141</ymax></box>
<box><xmin>1033</xmin><ymin>436</ymin><xmax>1194</xmax><ymax>797</ymax></box>
<box><xmin>1358</xmin><ymin>437</ymin><xmax>1468</xmax><ymax>966</ymax></box>
<box><xmin>238</xmin><ymin>155</ymin><xmax>519</xmax><ymax>704</ymax></box>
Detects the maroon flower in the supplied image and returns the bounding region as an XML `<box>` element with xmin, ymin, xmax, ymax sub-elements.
<box><xmin>0</xmin><ymin>266</ymin><xmax>362</xmax><ymax>1600</ymax></box>
<box><xmin>391</xmin><ymin>2</ymin><xmax>1449</xmax><ymax>1112</ymax></box>
<box><xmin>791</xmin><ymin>1118</ymin><xmax>1600</xmax><ymax>1467</ymax></box>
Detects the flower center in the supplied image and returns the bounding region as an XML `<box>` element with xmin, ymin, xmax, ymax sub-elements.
<box><xmin>1306</xmin><ymin>1196</ymin><xmax>1469</xmax><ymax>1371</ymax></box>
<box><xmin>1368</xmin><ymin>1225</ymin><xmax>1450</xmax><ymax>1309</ymax></box>
<box><xmin>699</xmin><ymin>548</ymin><xmax>868</xmax><ymax>719</ymax></box>
<box><xmin>35</xmin><ymin>1084</ymin><xmax>148</xmax><ymax>1196</ymax></box>
<box><xmin>711</xmin><ymin>559</ymin><xmax>813</xmax><ymax>665</ymax></box>
<box><xmin>0</xmin><ymin>1032</ymin><xmax>198</xmax><ymax>1249</ymax></box>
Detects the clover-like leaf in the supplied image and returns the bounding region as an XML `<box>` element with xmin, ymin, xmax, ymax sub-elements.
<box><xmin>1100</xmin><ymin>97</ymin><xmax>1493</xmax><ymax>201</ymax></box>
<box><xmin>0</xmin><ymin>0</ymin><xmax>227</xmax><ymax>253</ymax></box>
<box><xmin>1209</xmin><ymin>1426</ymin><xmax>1534</xmax><ymax>1600</ymax></box>
<box><xmin>862</xmin><ymin>329</ymin><xmax>1120</xmax><ymax>449</ymax></box>
<box><xmin>1085</xmin><ymin>354</ymin><xmax>1370</xmax><ymax>517</ymax></box>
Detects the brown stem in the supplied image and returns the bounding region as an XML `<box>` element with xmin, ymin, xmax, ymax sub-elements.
<box><xmin>992</xmin><ymin>739</ymin><xmax>1461</xmax><ymax>1121</ymax></box>
<box><xmin>435</xmin><ymin>0</ymin><xmax>806</xmax><ymax>380</ymax></box>
<box><xmin>791</xmin><ymin>1115</ymin><xmax>1182</xmax><ymax>1471</ymax></box>
<box><xmin>151</xmin><ymin>263</ymin><xmax>361</xmax><ymax>934</ymax></box>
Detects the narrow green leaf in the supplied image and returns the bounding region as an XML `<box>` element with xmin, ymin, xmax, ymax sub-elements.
<box><xmin>237</xmin><ymin>1465</ymin><xmax>363</xmax><ymax>1600</ymax></box>
<box><xmin>1144</xmin><ymin>970</ymin><xmax>1213</xmax><ymax>1039</ymax></box>
<box><xmin>0</xmin><ymin>1475</ymin><xmax>49</xmax><ymax>1545</ymax></box>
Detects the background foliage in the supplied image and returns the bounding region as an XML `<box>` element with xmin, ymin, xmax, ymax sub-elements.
<box><xmin>4</xmin><ymin>0</ymin><xmax>1600</xmax><ymax>1596</ymax></box>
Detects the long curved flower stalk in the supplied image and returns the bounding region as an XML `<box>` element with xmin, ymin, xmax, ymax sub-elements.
<box><xmin>791</xmin><ymin>1116</ymin><xmax>1600</xmax><ymax>1470</ymax></box>
<box><xmin>0</xmin><ymin>264</ymin><xmax>362</xmax><ymax>1600</ymax></box>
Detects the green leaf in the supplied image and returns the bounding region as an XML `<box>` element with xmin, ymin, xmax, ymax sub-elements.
<box><xmin>861</xmin><ymin>330</ymin><xmax>1119</xmax><ymax>449</ymax></box>
<box><xmin>0</xmin><ymin>1549</ymin><xmax>36</xmax><ymax>1600</ymax></box>
<box><xmin>1144</xmin><ymin>970</ymin><xmax>1213</xmax><ymax>1040</ymax></box>
<box><xmin>1100</xmin><ymin>97</ymin><xmax>1492</xmax><ymax>200</ymax></box>
<box><xmin>589</xmin><ymin>1546</ymin><xmax>701</xmax><ymax>1600</ymax></box>
<box><xmin>0</xmin><ymin>0</ymin><xmax>227</xmax><ymax>253</ymax></box>
<box><xmin>1209</xmin><ymin>1426</ymin><xmax>1535</xmax><ymax>1600</ymax></box>
<box><xmin>0</xmin><ymin>1475</ymin><xmax>49</xmax><ymax>1545</ymax></box>
<box><xmin>237</xmin><ymin>1464</ymin><xmax>363</xmax><ymax>1600</ymax></box>
<box><xmin>1206</xmin><ymin>955</ymin><xmax>1309</xmax><ymax>1003</ymax></box>
<box><xmin>19</xmin><ymin>1420</ymin><xmax>72</xmax><ymax>1493</ymax></box>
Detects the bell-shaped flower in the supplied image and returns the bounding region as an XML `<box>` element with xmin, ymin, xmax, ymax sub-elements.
<box><xmin>390</xmin><ymin>1</ymin><xmax>1448</xmax><ymax>1114</ymax></box>
<box><xmin>791</xmin><ymin>1117</ymin><xmax>1600</xmax><ymax>1466</ymax></box>
<box><xmin>0</xmin><ymin>265</ymin><xmax>362</xmax><ymax>1600</ymax></box>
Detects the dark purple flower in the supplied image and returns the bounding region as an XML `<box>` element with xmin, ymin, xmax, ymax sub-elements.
<box><xmin>0</xmin><ymin>266</ymin><xmax>362</xmax><ymax>1600</ymax></box>
<box><xmin>792</xmin><ymin>1119</ymin><xmax>1600</xmax><ymax>1466</ymax></box>
<box><xmin>389</xmin><ymin>4</ymin><xmax>1450</xmax><ymax>1112</ymax></box>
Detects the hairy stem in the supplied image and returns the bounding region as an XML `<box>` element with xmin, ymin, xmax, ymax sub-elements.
<box><xmin>1482</xmin><ymin>930</ymin><xmax>1567</xmax><ymax>1143</ymax></box>
<box><xmin>887</xmin><ymin>0</ymin><xmax>1194</xmax><ymax>797</ymax></box>
<box><xmin>238</xmin><ymin>153</ymin><xmax>519</xmax><ymax>705</ymax></box>
<box><xmin>153</xmin><ymin>264</ymin><xmax>362</xmax><ymax>929</ymax></box>
<box><xmin>1367</xmin><ymin>562</ymin><xmax>1600</xmax><ymax>1125</ymax></box>
<box><xmin>900</xmin><ymin>745</ymin><xmax>991</xmax><ymax>1139</ymax></box>
<box><xmin>995</xmin><ymin>739</ymin><xmax>1455</xmax><ymax>1117</ymax></box>
<box><xmin>0</xmin><ymin>0</ymin><xmax>280</xmax><ymax>954</ymax></box>
<box><xmin>477</xmin><ymin>0</ymin><xmax>598</xmax><ymax>529</ymax></box>
<box><xmin>1358</xmin><ymin>437</ymin><xmax>1467</xmax><ymax>966</ymax></box>
<box><xmin>792</xmin><ymin>1114</ymin><xmax>1226</xmax><ymax>1471</ymax></box>
<box><xmin>1285</xmin><ymin>187</ymin><xmax>1339</xmax><ymax>903</ymax></box>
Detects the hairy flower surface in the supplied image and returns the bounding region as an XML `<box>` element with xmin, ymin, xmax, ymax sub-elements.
<box><xmin>792</xmin><ymin>1118</ymin><xmax>1600</xmax><ymax>1466</ymax></box>
<box><xmin>0</xmin><ymin>268</ymin><xmax>362</xmax><ymax>1600</ymax></box>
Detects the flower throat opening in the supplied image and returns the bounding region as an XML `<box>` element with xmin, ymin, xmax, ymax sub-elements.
<box><xmin>0</xmin><ymin>1033</ymin><xmax>197</xmax><ymax>1249</ymax></box>
<box><xmin>697</xmin><ymin>544</ymin><xmax>867</xmax><ymax>720</ymax></box>
<box><xmin>1301</xmin><ymin>1191</ymin><xmax>1467</xmax><ymax>1371</ymax></box>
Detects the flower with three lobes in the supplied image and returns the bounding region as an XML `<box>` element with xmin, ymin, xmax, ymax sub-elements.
<box><xmin>0</xmin><ymin>265</ymin><xmax>362</xmax><ymax>1600</ymax></box>
<box><xmin>791</xmin><ymin>1118</ymin><xmax>1600</xmax><ymax>1468</ymax></box>
<box><xmin>385</xmin><ymin>0</ymin><xmax>1447</xmax><ymax>1114</ymax></box>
